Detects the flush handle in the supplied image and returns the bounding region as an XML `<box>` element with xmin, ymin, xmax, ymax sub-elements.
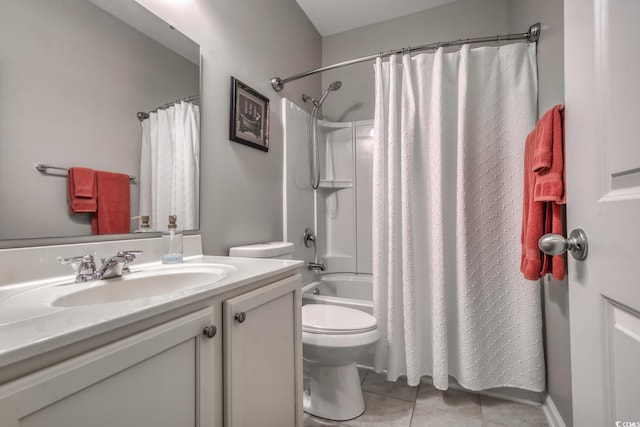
<box><xmin>234</xmin><ymin>312</ymin><xmax>247</xmax><ymax>323</ymax></box>
<box><xmin>538</xmin><ymin>228</ymin><xmax>588</xmax><ymax>261</ymax></box>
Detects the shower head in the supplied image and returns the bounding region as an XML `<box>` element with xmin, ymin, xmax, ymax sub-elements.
<box><xmin>328</xmin><ymin>81</ymin><xmax>342</xmax><ymax>91</ymax></box>
<box><xmin>317</xmin><ymin>81</ymin><xmax>343</xmax><ymax>107</ymax></box>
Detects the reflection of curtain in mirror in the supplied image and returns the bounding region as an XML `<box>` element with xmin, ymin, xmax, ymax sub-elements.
<box><xmin>139</xmin><ymin>102</ymin><xmax>200</xmax><ymax>231</ymax></box>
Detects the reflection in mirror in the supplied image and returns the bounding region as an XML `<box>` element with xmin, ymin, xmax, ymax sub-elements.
<box><xmin>0</xmin><ymin>0</ymin><xmax>200</xmax><ymax>241</ymax></box>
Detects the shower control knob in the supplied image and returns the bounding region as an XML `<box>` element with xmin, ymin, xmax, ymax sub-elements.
<box><xmin>235</xmin><ymin>312</ymin><xmax>247</xmax><ymax>323</ymax></box>
<box><xmin>538</xmin><ymin>228</ymin><xmax>588</xmax><ymax>261</ymax></box>
<box><xmin>203</xmin><ymin>325</ymin><xmax>217</xmax><ymax>339</ymax></box>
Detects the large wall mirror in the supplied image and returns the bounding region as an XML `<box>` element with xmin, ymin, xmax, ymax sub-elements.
<box><xmin>0</xmin><ymin>0</ymin><xmax>200</xmax><ymax>243</ymax></box>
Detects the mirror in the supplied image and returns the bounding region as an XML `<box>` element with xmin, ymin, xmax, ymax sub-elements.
<box><xmin>0</xmin><ymin>0</ymin><xmax>200</xmax><ymax>241</ymax></box>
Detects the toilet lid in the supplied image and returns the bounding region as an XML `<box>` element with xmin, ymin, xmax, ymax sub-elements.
<box><xmin>302</xmin><ymin>304</ymin><xmax>377</xmax><ymax>335</ymax></box>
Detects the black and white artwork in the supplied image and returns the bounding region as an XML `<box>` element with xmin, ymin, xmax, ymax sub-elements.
<box><xmin>230</xmin><ymin>77</ymin><xmax>270</xmax><ymax>152</ymax></box>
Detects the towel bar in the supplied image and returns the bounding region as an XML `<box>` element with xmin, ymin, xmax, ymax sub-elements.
<box><xmin>34</xmin><ymin>163</ymin><xmax>136</xmax><ymax>181</ymax></box>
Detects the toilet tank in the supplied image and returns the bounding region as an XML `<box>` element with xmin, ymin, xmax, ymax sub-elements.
<box><xmin>228</xmin><ymin>242</ymin><xmax>294</xmax><ymax>259</ymax></box>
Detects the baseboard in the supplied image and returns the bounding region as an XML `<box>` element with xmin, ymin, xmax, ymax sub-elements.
<box><xmin>542</xmin><ymin>395</ymin><xmax>568</xmax><ymax>427</ymax></box>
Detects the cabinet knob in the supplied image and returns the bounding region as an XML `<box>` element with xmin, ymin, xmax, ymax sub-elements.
<box><xmin>234</xmin><ymin>312</ymin><xmax>247</xmax><ymax>323</ymax></box>
<box><xmin>203</xmin><ymin>325</ymin><xmax>217</xmax><ymax>338</ymax></box>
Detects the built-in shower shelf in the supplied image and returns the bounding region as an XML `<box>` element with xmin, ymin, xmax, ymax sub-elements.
<box><xmin>317</xmin><ymin>180</ymin><xmax>353</xmax><ymax>189</ymax></box>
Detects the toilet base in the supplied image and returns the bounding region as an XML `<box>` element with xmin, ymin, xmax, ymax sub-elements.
<box><xmin>303</xmin><ymin>360</ymin><xmax>365</xmax><ymax>421</ymax></box>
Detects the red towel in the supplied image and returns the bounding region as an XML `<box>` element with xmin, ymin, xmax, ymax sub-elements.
<box><xmin>67</xmin><ymin>167</ymin><xmax>97</xmax><ymax>213</ymax></box>
<box><xmin>91</xmin><ymin>171</ymin><xmax>131</xmax><ymax>235</ymax></box>
<box><xmin>521</xmin><ymin>105</ymin><xmax>566</xmax><ymax>281</ymax></box>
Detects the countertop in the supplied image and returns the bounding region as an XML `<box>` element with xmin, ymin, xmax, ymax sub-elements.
<box><xmin>0</xmin><ymin>255</ymin><xmax>302</xmax><ymax>369</ymax></box>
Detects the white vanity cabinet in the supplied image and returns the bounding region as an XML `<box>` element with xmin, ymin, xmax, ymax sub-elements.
<box><xmin>223</xmin><ymin>275</ymin><xmax>303</xmax><ymax>427</ymax></box>
<box><xmin>0</xmin><ymin>270</ymin><xmax>303</xmax><ymax>427</ymax></box>
<box><xmin>0</xmin><ymin>308</ymin><xmax>216</xmax><ymax>427</ymax></box>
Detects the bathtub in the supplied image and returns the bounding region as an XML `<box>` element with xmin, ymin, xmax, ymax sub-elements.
<box><xmin>302</xmin><ymin>273</ymin><xmax>373</xmax><ymax>314</ymax></box>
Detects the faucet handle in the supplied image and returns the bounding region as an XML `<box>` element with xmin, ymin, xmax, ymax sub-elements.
<box><xmin>117</xmin><ymin>250</ymin><xmax>142</xmax><ymax>260</ymax></box>
<box><xmin>60</xmin><ymin>254</ymin><xmax>96</xmax><ymax>275</ymax></box>
<box><xmin>117</xmin><ymin>250</ymin><xmax>143</xmax><ymax>274</ymax></box>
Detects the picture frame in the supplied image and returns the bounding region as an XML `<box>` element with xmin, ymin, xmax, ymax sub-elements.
<box><xmin>229</xmin><ymin>77</ymin><xmax>270</xmax><ymax>152</ymax></box>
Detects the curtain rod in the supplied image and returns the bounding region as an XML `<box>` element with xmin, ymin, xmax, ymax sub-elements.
<box><xmin>271</xmin><ymin>23</ymin><xmax>540</xmax><ymax>92</ymax></box>
<box><xmin>136</xmin><ymin>95</ymin><xmax>199</xmax><ymax>121</ymax></box>
<box><xmin>35</xmin><ymin>163</ymin><xmax>136</xmax><ymax>181</ymax></box>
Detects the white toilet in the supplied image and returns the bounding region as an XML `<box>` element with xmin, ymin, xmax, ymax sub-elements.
<box><xmin>228</xmin><ymin>242</ymin><xmax>380</xmax><ymax>421</ymax></box>
<box><xmin>302</xmin><ymin>303</ymin><xmax>379</xmax><ymax>420</ymax></box>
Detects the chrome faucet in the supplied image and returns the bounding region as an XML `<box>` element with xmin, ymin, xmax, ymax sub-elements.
<box><xmin>307</xmin><ymin>261</ymin><xmax>326</xmax><ymax>271</ymax></box>
<box><xmin>60</xmin><ymin>250</ymin><xmax>142</xmax><ymax>282</ymax></box>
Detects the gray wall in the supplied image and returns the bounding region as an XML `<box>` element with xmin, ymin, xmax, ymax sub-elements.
<box><xmin>320</xmin><ymin>0</ymin><xmax>510</xmax><ymax>122</ymax></box>
<box><xmin>136</xmin><ymin>0</ymin><xmax>322</xmax><ymax>256</ymax></box>
<box><xmin>0</xmin><ymin>0</ymin><xmax>198</xmax><ymax>239</ymax></box>
<box><xmin>509</xmin><ymin>3</ymin><xmax>572</xmax><ymax>425</ymax></box>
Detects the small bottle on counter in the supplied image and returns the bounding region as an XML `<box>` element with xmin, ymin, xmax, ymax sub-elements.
<box><xmin>134</xmin><ymin>215</ymin><xmax>154</xmax><ymax>233</ymax></box>
<box><xmin>162</xmin><ymin>215</ymin><xmax>183</xmax><ymax>264</ymax></box>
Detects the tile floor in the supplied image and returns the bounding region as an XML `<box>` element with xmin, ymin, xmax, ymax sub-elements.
<box><xmin>304</xmin><ymin>370</ymin><xmax>548</xmax><ymax>427</ymax></box>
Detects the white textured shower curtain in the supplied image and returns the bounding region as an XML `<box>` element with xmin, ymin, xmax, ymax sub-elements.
<box><xmin>139</xmin><ymin>101</ymin><xmax>200</xmax><ymax>231</ymax></box>
<box><xmin>372</xmin><ymin>43</ymin><xmax>544</xmax><ymax>391</ymax></box>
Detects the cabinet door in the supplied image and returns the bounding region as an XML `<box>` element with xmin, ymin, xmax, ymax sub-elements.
<box><xmin>223</xmin><ymin>275</ymin><xmax>302</xmax><ymax>427</ymax></box>
<box><xmin>0</xmin><ymin>308</ymin><xmax>215</xmax><ymax>427</ymax></box>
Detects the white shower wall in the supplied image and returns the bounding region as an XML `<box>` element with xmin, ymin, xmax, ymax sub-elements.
<box><xmin>283</xmin><ymin>99</ymin><xmax>373</xmax><ymax>277</ymax></box>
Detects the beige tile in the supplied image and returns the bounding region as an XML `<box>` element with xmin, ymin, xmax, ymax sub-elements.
<box><xmin>480</xmin><ymin>396</ymin><xmax>548</xmax><ymax>426</ymax></box>
<box><xmin>362</xmin><ymin>371</ymin><xmax>419</xmax><ymax>402</ymax></box>
<box><xmin>342</xmin><ymin>392</ymin><xmax>414</xmax><ymax>427</ymax></box>
<box><xmin>411</xmin><ymin>406</ymin><xmax>482</xmax><ymax>427</ymax></box>
<box><xmin>416</xmin><ymin>382</ymin><xmax>481</xmax><ymax>419</ymax></box>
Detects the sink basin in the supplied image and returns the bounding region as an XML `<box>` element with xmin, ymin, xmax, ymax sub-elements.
<box><xmin>53</xmin><ymin>264</ymin><xmax>235</xmax><ymax>307</ymax></box>
<box><xmin>0</xmin><ymin>263</ymin><xmax>236</xmax><ymax>316</ymax></box>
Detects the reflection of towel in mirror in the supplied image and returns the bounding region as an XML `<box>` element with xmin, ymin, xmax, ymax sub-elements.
<box><xmin>91</xmin><ymin>171</ymin><xmax>130</xmax><ymax>235</ymax></box>
<box><xmin>67</xmin><ymin>167</ymin><xmax>97</xmax><ymax>213</ymax></box>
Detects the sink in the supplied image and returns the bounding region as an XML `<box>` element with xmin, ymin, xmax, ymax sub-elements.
<box><xmin>53</xmin><ymin>264</ymin><xmax>236</xmax><ymax>307</ymax></box>
<box><xmin>0</xmin><ymin>263</ymin><xmax>236</xmax><ymax>316</ymax></box>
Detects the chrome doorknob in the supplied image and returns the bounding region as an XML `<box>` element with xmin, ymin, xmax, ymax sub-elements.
<box><xmin>538</xmin><ymin>228</ymin><xmax>588</xmax><ymax>261</ymax></box>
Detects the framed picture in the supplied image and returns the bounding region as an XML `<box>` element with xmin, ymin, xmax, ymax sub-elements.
<box><xmin>230</xmin><ymin>77</ymin><xmax>270</xmax><ymax>152</ymax></box>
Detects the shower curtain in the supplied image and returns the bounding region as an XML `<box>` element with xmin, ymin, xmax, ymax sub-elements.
<box><xmin>372</xmin><ymin>43</ymin><xmax>544</xmax><ymax>391</ymax></box>
<box><xmin>139</xmin><ymin>101</ymin><xmax>200</xmax><ymax>231</ymax></box>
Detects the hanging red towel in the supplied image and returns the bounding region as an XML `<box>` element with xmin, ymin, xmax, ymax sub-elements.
<box><xmin>91</xmin><ymin>171</ymin><xmax>130</xmax><ymax>235</ymax></box>
<box><xmin>521</xmin><ymin>105</ymin><xmax>566</xmax><ymax>281</ymax></box>
<box><xmin>67</xmin><ymin>167</ymin><xmax>97</xmax><ymax>213</ymax></box>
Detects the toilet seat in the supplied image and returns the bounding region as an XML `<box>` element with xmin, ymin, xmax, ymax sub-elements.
<box><xmin>302</xmin><ymin>304</ymin><xmax>377</xmax><ymax>335</ymax></box>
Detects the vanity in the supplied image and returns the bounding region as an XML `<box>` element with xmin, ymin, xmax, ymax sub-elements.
<box><xmin>0</xmin><ymin>236</ymin><xmax>304</xmax><ymax>427</ymax></box>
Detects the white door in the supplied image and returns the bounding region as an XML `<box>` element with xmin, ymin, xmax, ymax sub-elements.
<box><xmin>565</xmin><ymin>0</ymin><xmax>640</xmax><ymax>425</ymax></box>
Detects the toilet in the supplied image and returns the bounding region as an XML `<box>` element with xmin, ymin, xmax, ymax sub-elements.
<box><xmin>302</xmin><ymin>304</ymin><xmax>379</xmax><ymax>420</ymax></box>
<box><xmin>228</xmin><ymin>242</ymin><xmax>380</xmax><ymax>421</ymax></box>
<box><xmin>228</xmin><ymin>241</ymin><xmax>295</xmax><ymax>259</ymax></box>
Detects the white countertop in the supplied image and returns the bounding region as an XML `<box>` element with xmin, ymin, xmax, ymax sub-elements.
<box><xmin>0</xmin><ymin>255</ymin><xmax>302</xmax><ymax>369</ymax></box>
